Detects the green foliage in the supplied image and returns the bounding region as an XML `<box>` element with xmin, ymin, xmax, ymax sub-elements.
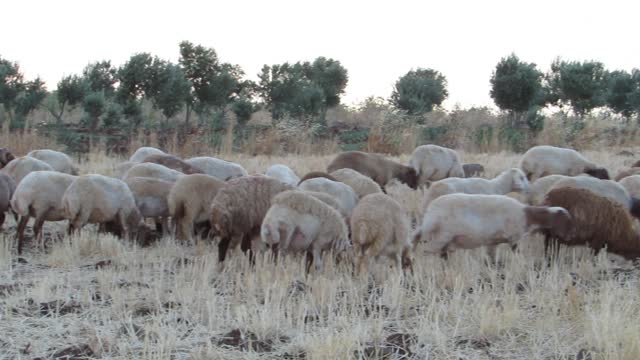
<box><xmin>57</xmin><ymin>75</ymin><xmax>87</xmax><ymax>108</ymax></box>
<box><xmin>152</xmin><ymin>61</ymin><xmax>190</xmax><ymax>121</ymax></box>
<box><xmin>490</xmin><ymin>54</ymin><xmax>543</xmax><ymax>113</ymax></box>
<box><xmin>258</xmin><ymin>57</ymin><xmax>348</xmax><ymax>122</ymax></box>
<box><xmin>102</xmin><ymin>102</ymin><xmax>123</xmax><ymax>128</ymax></box>
<box><xmin>82</xmin><ymin>61</ymin><xmax>117</xmax><ymax>95</ymax></box>
<box><xmin>547</xmin><ymin>59</ymin><xmax>607</xmax><ymax>116</ymax></box>
<box><xmin>12</xmin><ymin>77</ymin><xmax>47</xmax><ymax>128</ymax></box>
<box><xmin>498</xmin><ymin>125</ymin><xmax>527</xmax><ymax>152</ymax></box>
<box><xmin>391</xmin><ymin>68</ymin><xmax>448</xmax><ymax>115</ymax></box>
<box><xmin>0</xmin><ymin>57</ymin><xmax>24</xmax><ymax>112</ymax></box>
<box><xmin>0</xmin><ymin>57</ymin><xmax>47</xmax><ymax>128</ymax></box>
<box><xmin>605</xmin><ymin>70</ymin><xmax>637</xmax><ymax>119</ymax></box>
<box><xmin>82</xmin><ymin>91</ymin><xmax>106</xmax><ymax>129</ymax></box>
<box><xmin>231</xmin><ymin>97</ymin><xmax>256</xmax><ymax>127</ymax></box>
<box><xmin>525</xmin><ymin>105</ymin><xmax>545</xmax><ymax>134</ymax></box>
<box><xmin>421</xmin><ymin>125</ymin><xmax>449</xmax><ymax>143</ymax></box>
<box><xmin>116</xmin><ymin>53</ymin><xmax>158</xmax><ymax>102</ymax></box>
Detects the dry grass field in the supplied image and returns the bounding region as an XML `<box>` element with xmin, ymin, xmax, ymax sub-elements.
<box><xmin>1</xmin><ymin>148</ymin><xmax>640</xmax><ymax>359</ymax></box>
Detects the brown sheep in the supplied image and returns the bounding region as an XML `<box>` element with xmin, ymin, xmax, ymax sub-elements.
<box><xmin>0</xmin><ymin>148</ymin><xmax>15</xmax><ymax>169</ymax></box>
<box><xmin>298</xmin><ymin>171</ymin><xmax>337</xmax><ymax>185</ymax></box>
<box><xmin>633</xmin><ymin>160</ymin><xmax>640</xmax><ymax>168</ymax></box>
<box><xmin>614</xmin><ymin>167</ymin><xmax>640</xmax><ymax>181</ymax></box>
<box><xmin>210</xmin><ymin>176</ymin><xmax>294</xmax><ymax>264</ymax></box>
<box><xmin>142</xmin><ymin>154</ymin><xmax>204</xmax><ymax>175</ymax></box>
<box><xmin>542</xmin><ymin>187</ymin><xmax>640</xmax><ymax>260</ymax></box>
<box><xmin>327</xmin><ymin>151</ymin><xmax>418</xmax><ymax>189</ymax></box>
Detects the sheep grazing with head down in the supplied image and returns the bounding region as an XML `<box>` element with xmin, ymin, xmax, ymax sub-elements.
<box><xmin>265</xmin><ymin>164</ymin><xmax>300</xmax><ymax>186</ymax></box>
<box><xmin>548</xmin><ymin>176</ymin><xmax>640</xmax><ymax>219</ymax></box>
<box><xmin>542</xmin><ymin>187</ymin><xmax>640</xmax><ymax>260</ymax></box>
<box><xmin>62</xmin><ymin>174</ymin><xmax>148</xmax><ymax>243</ymax></box>
<box><xmin>614</xmin><ymin>167</ymin><xmax>640</xmax><ymax>181</ymax></box>
<box><xmin>122</xmin><ymin>162</ymin><xmax>184</xmax><ymax>183</ymax></box>
<box><xmin>129</xmin><ymin>146</ymin><xmax>166</xmax><ymax>163</ymax></box>
<box><xmin>185</xmin><ymin>156</ymin><xmax>247</xmax><ymax>181</ymax></box>
<box><xmin>409</xmin><ymin>144</ymin><xmax>465</xmax><ymax>186</ymax></box>
<box><xmin>0</xmin><ymin>173</ymin><xmax>16</xmax><ymax>229</ymax></box>
<box><xmin>142</xmin><ymin>154</ymin><xmax>204</xmax><ymax>175</ymax></box>
<box><xmin>27</xmin><ymin>149</ymin><xmax>78</xmax><ymax>175</ymax></box>
<box><xmin>327</xmin><ymin>151</ymin><xmax>418</xmax><ymax>190</ymax></box>
<box><xmin>0</xmin><ymin>156</ymin><xmax>54</xmax><ymax>185</ymax></box>
<box><xmin>413</xmin><ymin>193</ymin><xmax>572</xmax><ymax>258</ymax></box>
<box><xmin>298</xmin><ymin>177</ymin><xmax>359</xmax><ymax>217</ymax></box>
<box><xmin>124</xmin><ymin>177</ymin><xmax>175</xmax><ymax>236</ymax></box>
<box><xmin>210</xmin><ymin>175</ymin><xmax>294</xmax><ymax>264</ymax></box>
<box><xmin>300</xmin><ymin>190</ymin><xmax>349</xmax><ymax>219</ymax></box>
<box><xmin>114</xmin><ymin>161</ymin><xmax>136</xmax><ymax>179</ymax></box>
<box><xmin>462</xmin><ymin>163</ymin><xmax>485</xmax><ymax>178</ymax></box>
<box><xmin>0</xmin><ymin>148</ymin><xmax>15</xmax><ymax>169</ymax></box>
<box><xmin>168</xmin><ymin>174</ymin><xmax>225</xmax><ymax>243</ymax></box>
<box><xmin>350</xmin><ymin>193</ymin><xmax>414</xmax><ymax>275</ymax></box>
<box><xmin>421</xmin><ymin>168</ymin><xmax>530</xmax><ymax>216</ymax></box>
<box><xmin>298</xmin><ymin>171</ymin><xmax>337</xmax><ymax>185</ymax></box>
<box><xmin>519</xmin><ymin>145</ymin><xmax>609</xmax><ymax>182</ymax></box>
<box><xmin>261</xmin><ymin>190</ymin><xmax>350</xmax><ymax>272</ymax></box>
<box><xmin>329</xmin><ymin>168</ymin><xmax>382</xmax><ymax>199</ymax></box>
<box><xmin>10</xmin><ymin>171</ymin><xmax>76</xmax><ymax>253</ymax></box>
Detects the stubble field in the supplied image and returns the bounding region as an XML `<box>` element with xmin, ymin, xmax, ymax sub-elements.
<box><xmin>1</xmin><ymin>150</ymin><xmax>640</xmax><ymax>360</ymax></box>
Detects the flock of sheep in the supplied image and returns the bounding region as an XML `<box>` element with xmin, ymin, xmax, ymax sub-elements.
<box><xmin>1</xmin><ymin>143</ymin><xmax>640</xmax><ymax>273</ymax></box>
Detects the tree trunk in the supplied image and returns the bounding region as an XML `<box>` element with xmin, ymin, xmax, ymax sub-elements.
<box><xmin>185</xmin><ymin>102</ymin><xmax>191</xmax><ymax>125</ymax></box>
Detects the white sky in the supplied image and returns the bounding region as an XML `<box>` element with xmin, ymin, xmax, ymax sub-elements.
<box><xmin>2</xmin><ymin>0</ymin><xmax>638</xmax><ymax>109</ymax></box>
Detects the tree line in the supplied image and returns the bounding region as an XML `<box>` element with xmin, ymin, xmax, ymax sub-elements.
<box><xmin>2</xmin><ymin>43</ymin><xmax>640</xmax><ymax>144</ymax></box>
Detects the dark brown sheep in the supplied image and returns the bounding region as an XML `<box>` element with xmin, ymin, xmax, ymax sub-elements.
<box><xmin>614</xmin><ymin>167</ymin><xmax>640</xmax><ymax>181</ymax></box>
<box><xmin>542</xmin><ymin>187</ymin><xmax>640</xmax><ymax>260</ymax></box>
<box><xmin>142</xmin><ymin>154</ymin><xmax>204</xmax><ymax>175</ymax></box>
<box><xmin>462</xmin><ymin>163</ymin><xmax>485</xmax><ymax>178</ymax></box>
<box><xmin>583</xmin><ymin>167</ymin><xmax>610</xmax><ymax>180</ymax></box>
<box><xmin>0</xmin><ymin>148</ymin><xmax>15</xmax><ymax>169</ymax></box>
<box><xmin>326</xmin><ymin>151</ymin><xmax>418</xmax><ymax>189</ymax></box>
<box><xmin>633</xmin><ymin>160</ymin><xmax>640</xmax><ymax>168</ymax></box>
<box><xmin>297</xmin><ymin>171</ymin><xmax>337</xmax><ymax>185</ymax></box>
<box><xmin>210</xmin><ymin>176</ymin><xmax>294</xmax><ymax>264</ymax></box>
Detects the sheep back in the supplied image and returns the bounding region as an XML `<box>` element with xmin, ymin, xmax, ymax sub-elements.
<box><xmin>327</xmin><ymin>151</ymin><xmax>418</xmax><ymax>189</ymax></box>
<box><xmin>298</xmin><ymin>171</ymin><xmax>337</xmax><ymax>185</ymax></box>
<box><xmin>11</xmin><ymin>171</ymin><xmax>76</xmax><ymax>221</ymax></box>
<box><xmin>122</xmin><ymin>162</ymin><xmax>184</xmax><ymax>183</ymax></box>
<box><xmin>0</xmin><ymin>156</ymin><xmax>54</xmax><ymax>185</ymax></box>
<box><xmin>142</xmin><ymin>154</ymin><xmax>204</xmax><ymax>175</ymax></box>
<box><xmin>185</xmin><ymin>157</ymin><xmax>247</xmax><ymax>181</ymax></box>
<box><xmin>130</xmin><ymin>146</ymin><xmax>166</xmax><ymax>163</ymax></box>
<box><xmin>409</xmin><ymin>145</ymin><xmax>464</xmax><ymax>185</ymax></box>
<box><xmin>27</xmin><ymin>149</ymin><xmax>78</xmax><ymax>175</ymax></box>
<box><xmin>330</xmin><ymin>168</ymin><xmax>382</xmax><ymax>198</ymax></box>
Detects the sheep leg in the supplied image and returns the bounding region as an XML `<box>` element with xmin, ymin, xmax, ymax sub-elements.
<box><xmin>305</xmin><ymin>250</ymin><xmax>314</xmax><ymax>274</ymax></box>
<box><xmin>313</xmin><ymin>248</ymin><xmax>323</xmax><ymax>273</ymax></box>
<box><xmin>161</xmin><ymin>217</ymin><xmax>170</xmax><ymax>238</ymax></box>
<box><xmin>155</xmin><ymin>219</ymin><xmax>163</xmax><ymax>234</ymax></box>
<box><xmin>240</xmin><ymin>232</ymin><xmax>255</xmax><ymax>266</ymax></box>
<box><xmin>218</xmin><ymin>236</ymin><xmax>232</xmax><ymax>263</ymax></box>
<box><xmin>270</xmin><ymin>242</ymin><xmax>279</xmax><ymax>264</ymax></box>
<box><xmin>16</xmin><ymin>216</ymin><xmax>29</xmax><ymax>255</ymax></box>
<box><xmin>33</xmin><ymin>216</ymin><xmax>46</xmax><ymax>252</ymax></box>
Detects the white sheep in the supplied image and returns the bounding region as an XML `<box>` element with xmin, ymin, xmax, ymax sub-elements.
<box><xmin>185</xmin><ymin>156</ymin><xmax>247</xmax><ymax>181</ymax></box>
<box><xmin>329</xmin><ymin>168</ymin><xmax>382</xmax><ymax>198</ymax></box>
<box><xmin>264</xmin><ymin>164</ymin><xmax>300</xmax><ymax>186</ymax></box>
<box><xmin>414</xmin><ymin>193</ymin><xmax>572</xmax><ymax>258</ymax></box>
<box><xmin>168</xmin><ymin>174</ymin><xmax>225</xmax><ymax>244</ymax></box>
<box><xmin>301</xmin><ymin>190</ymin><xmax>349</xmax><ymax>219</ymax></box>
<box><xmin>124</xmin><ymin>177</ymin><xmax>174</xmax><ymax>236</ymax></box>
<box><xmin>129</xmin><ymin>146</ymin><xmax>166</xmax><ymax>163</ymax></box>
<box><xmin>62</xmin><ymin>174</ymin><xmax>144</xmax><ymax>242</ymax></box>
<box><xmin>0</xmin><ymin>173</ymin><xmax>16</xmax><ymax>229</ymax></box>
<box><xmin>527</xmin><ymin>174</ymin><xmax>575</xmax><ymax>205</ymax></box>
<box><xmin>261</xmin><ymin>190</ymin><xmax>349</xmax><ymax>272</ymax></box>
<box><xmin>519</xmin><ymin>145</ymin><xmax>609</xmax><ymax>182</ymax></box>
<box><xmin>10</xmin><ymin>171</ymin><xmax>76</xmax><ymax>253</ymax></box>
<box><xmin>0</xmin><ymin>156</ymin><xmax>54</xmax><ymax>185</ymax></box>
<box><xmin>27</xmin><ymin>149</ymin><xmax>78</xmax><ymax>175</ymax></box>
<box><xmin>619</xmin><ymin>175</ymin><xmax>640</xmax><ymax>199</ymax></box>
<box><xmin>421</xmin><ymin>168</ymin><xmax>530</xmax><ymax>215</ymax></box>
<box><xmin>409</xmin><ymin>144</ymin><xmax>465</xmax><ymax>186</ymax></box>
<box><xmin>350</xmin><ymin>193</ymin><xmax>414</xmax><ymax>275</ymax></box>
<box><xmin>298</xmin><ymin>177</ymin><xmax>359</xmax><ymax>217</ymax></box>
<box><xmin>122</xmin><ymin>162</ymin><xmax>184</xmax><ymax>183</ymax></box>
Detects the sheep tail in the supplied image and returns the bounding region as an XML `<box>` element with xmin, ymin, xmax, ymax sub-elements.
<box><xmin>10</xmin><ymin>195</ymin><xmax>27</xmax><ymax>216</ymax></box>
<box><xmin>630</xmin><ymin>197</ymin><xmax>640</xmax><ymax>220</ymax></box>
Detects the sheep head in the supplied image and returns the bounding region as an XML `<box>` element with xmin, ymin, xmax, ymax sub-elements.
<box><xmin>210</xmin><ymin>205</ymin><xmax>232</xmax><ymax>237</ymax></box>
<box><xmin>0</xmin><ymin>148</ymin><xmax>15</xmax><ymax>168</ymax></box>
<box><xmin>584</xmin><ymin>167</ymin><xmax>610</xmax><ymax>180</ymax></box>
<box><xmin>508</xmin><ymin>168</ymin><xmax>530</xmax><ymax>193</ymax></box>
<box><xmin>524</xmin><ymin>206</ymin><xmax>573</xmax><ymax>239</ymax></box>
<box><xmin>398</xmin><ymin>167</ymin><xmax>418</xmax><ymax>190</ymax></box>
